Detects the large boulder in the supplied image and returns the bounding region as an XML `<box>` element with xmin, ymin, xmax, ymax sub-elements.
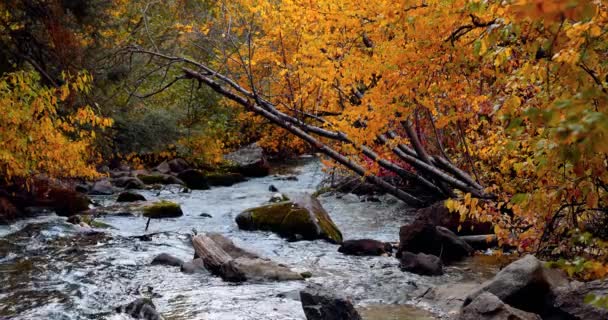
<box><xmin>416</xmin><ymin>202</ymin><xmax>493</xmax><ymax>236</ymax></box>
<box><xmin>167</xmin><ymin>158</ymin><xmax>190</xmax><ymax>174</ymax></box>
<box><xmin>111</xmin><ymin>176</ymin><xmax>145</xmax><ymax>189</ymax></box>
<box><xmin>236</xmin><ymin>193</ymin><xmax>342</xmax><ymax>243</ymax></box>
<box><xmin>115</xmin><ymin>298</ymin><xmax>162</xmax><ymax>320</ymax></box>
<box><xmin>459</xmin><ymin>292</ymin><xmax>541</xmax><ymax>320</ymax></box>
<box><xmin>463</xmin><ymin>255</ymin><xmax>569</xmax><ymax>317</ymax></box>
<box><xmin>89</xmin><ymin>179</ymin><xmax>115</xmax><ymax>195</ymax></box>
<box><xmin>176</xmin><ymin>169</ymin><xmax>209</xmax><ymax>190</ymax></box>
<box><xmin>397</xmin><ymin>222</ymin><xmax>473</xmax><ymax>263</ymax></box>
<box><xmin>338</xmin><ymin>239</ymin><xmax>392</xmax><ymax>256</ymax></box>
<box><xmin>553</xmin><ymin>279</ymin><xmax>608</xmax><ymax>319</ymax></box>
<box><xmin>399</xmin><ymin>251</ymin><xmax>443</xmax><ymax>276</ymax></box>
<box><xmin>155</xmin><ymin>160</ymin><xmax>172</xmax><ymax>174</ymax></box>
<box><xmin>142</xmin><ymin>201</ymin><xmax>183</xmax><ymax>218</ymax></box>
<box><xmin>224</xmin><ymin>143</ymin><xmax>270</xmax><ymax>177</ymax></box>
<box><xmin>47</xmin><ymin>187</ymin><xmax>91</xmax><ymax>216</ymax></box>
<box><xmin>117</xmin><ymin>191</ymin><xmax>146</xmax><ymax>203</ymax></box>
<box><xmin>300</xmin><ymin>285</ymin><xmax>362</xmax><ymax>320</ymax></box>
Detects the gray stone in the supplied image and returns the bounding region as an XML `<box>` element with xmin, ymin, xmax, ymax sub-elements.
<box><xmin>151</xmin><ymin>253</ymin><xmax>183</xmax><ymax>267</ymax></box>
<box><xmin>89</xmin><ymin>180</ymin><xmax>114</xmax><ymax>195</ymax></box>
<box><xmin>459</xmin><ymin>292</ymin><xmax>541</xmax><ymax>320</ymax></box>
<box><xmin>300</xmin><ymin>285</ymin><xmax>362</xmax><ymax>320</ymax></box>
<box><xmin>399</xmin><ymin>252</ymin><xmax>443</xmax><ymax>276</ymax></box>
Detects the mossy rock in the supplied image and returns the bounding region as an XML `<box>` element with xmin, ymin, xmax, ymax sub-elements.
<box><xmin>236</xmin><ymin>193</ymin><xmax>342</xmax><ymax>243</ymax></box>
<box><xmin>143</xmin><ymin>200</ymin><xmax>183</xmax><ymax>218</ymax></box>
<box><xmin>116</xmin><ymin>191</ymin><xmax>146</xmax><ymax>203</ymax></box>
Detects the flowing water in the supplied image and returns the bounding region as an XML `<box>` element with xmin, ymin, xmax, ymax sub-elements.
<box><xmin>0</xmin><ymin>158</ymin><xmax>495</xmax><ymax>320</ymax></box>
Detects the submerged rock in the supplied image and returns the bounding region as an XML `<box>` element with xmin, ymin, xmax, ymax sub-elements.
<box><xmin>117</xmin><ymin>191</ymin><xmax>146</xmax><ymax>203</ymax></box>
<box><xmin>181</xmin><ymin>258</ymin><xmax>207</xmax><ymax>274</ymax></box>
<box><xmin>399</xmin><ymin>252</ymin><xmax>443</xmax><ymax>276</ymax></box>
<box><xmin>176</xmin><ymin>169</ymin><xmax>209</xmax><ymax>190</ymax></box>
<box><xmin>338</xmin><ymin>239</ymin><xmax>392</xmax><ymax>256</ymax></box>
<box><xmin>300</xmin><ymin>285</ymin><xmax>362</xmax><ymax>320</ymax></box>
<box><xmin>115</xmin><ymin>298</ymin><xmax>162</xmax><ymax>320</ymax></box>
<box><xmin>151</xmin><ymin>253</ymin><xmax>183</xmax><ymax>267</ymax></box>
<box><xmin>236</xmin><ymin>193</ymin><xmax>342</xmax><ymax>243</ymax></box>
<box><xmin>142</xmin><ymin>201</ymin><xmax>183</xmax><ymax>218</ymax></box>
<box><xmin>460</xmin><ymin>292</ymin><xmax>541</xmax><ymax>320</ymax></box>
<box><xmin>224</xmin><ymin>143</ymin><xmax>270</xmax><ymax>177</ymax></box>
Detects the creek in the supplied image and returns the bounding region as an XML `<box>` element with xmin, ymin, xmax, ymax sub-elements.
<box><xmin>0</xmin><ymin>158</ymin><xmax>500</xmax><ymax>319</ymax></box>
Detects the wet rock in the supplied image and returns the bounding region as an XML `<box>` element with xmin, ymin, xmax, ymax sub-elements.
<box><xmin>181</xmin><ymin>258</ymin><xmax>207</xmax><ymax>274</ymax></box>
<box><xmin>115</xmin><ymin>298</ymin><xmax>162</xmax><ymax>320</ymax></box>
<box><xmin>269</xmin><ymin>193</ymin><xmax>289</xmax><ymax>203</ymax></box>
<box><xmin>460</xmin><ymin>292</ymin><xmax>541</xmax><ymax>320</ymax></box>
<box><xmin>301</xmin><ymin>271</ymin><xmax>313</xmax><ymax>278</ymax></box>
<box><xmin>206</xmin><ymin>172</ymin><xmax>246</xmax><ymax>187</ymax></box>
<box><xmin>236</xmin><ymin>193</ymin><xmax>343</xmax><ymax>243</ymax></box>
<box><xmin>75</xmin><ymin>183</ymin><xmax>91</xmax><ymax>193</ymax></box>
<box><xmin>47</xmin><ymin>187</ymin><xmax>91</xmax><ymax>216</ymax></box>
<box><xmin>180</xmin><ymin>187</ymin><xmax>191</xmax><ymax>193</ymax></box>
<box><xmin>338</xmin><ymin>239</ymin><xmax>392</xmax><ymax>256</ymax></box>
<box><xmin>142</xmin><ymin>201</ymin><xmax>183</xmax><ymax>218</ymax></box>
<box><xmin>89</xmin><ymin>179</ymin><xmax>115</xmax><ymax>195</ymax></box>
<box><xmin>167</xmin><ymin>158</ymin><xmax>190</xmax><ymax>174</ymax></box>
<box><xmin>176</xmin><ymin>169</ymin><xmax>209</xmax><ymax>190</ymax></box>
<box><xmin>300</xmin><ymin>285</ymin><xmax>362</xmax><ymax>320</ymax></box>
<box><xmin>109</xmin><ymin>170</ymin><xmax>130</xmax><ymax>179</ymax></box>
<box><xmin>66</xmin><ymin>214</ymin><xmax>112</xmax><ymax>229</ymax></box>
<box><xmin>269</xmin><ymin>184</ymin><xmax>279</xmax><ymax>192</ymax></box>
<box><xmin>112</xmin><ymin>176</ymin><xmax>146</xmax><ymax>189</ymax></box>
<box><xmin>0</xmin><ymin>197</ymin><xmax>20</xmax><ymax>223</ymax></box>
<box><xmin>553</xmin><ymin>279</ymin><xmax>608</xmax><ymax>319</ymax></box>
<box><xmin>224</xmin><ymin>143</ymin><xmax>270</xmax><ymax>177</ymax></box>
<box><xmin>138</xmin><ymin>173</ymin><xmax>184</xmax><ymax>186</ymax></box>
<box><xmin>415</xmin><ymin>202</ymin><xmax>493</xmax><ymax>236</ymax></box>
<box><xmin>464</xmin><ymin>255</ymin><xmax>569</xmax><ymax>317</ymax></box>
<box><xmin>399</xmin><ymin>252</ymin><xmax>443</xmax><ymax>276</ymax></box>
<box><xmin>199</xmin><ymin>213</ymin><xmax>212</xmax><ymax>218</ymax></box>
<box><xmin>155</xmin><ymin>161</ymin><xmax>171</xmax><ymax>174</ymax></box>
<box><xmin>117</xmin><ymin>191</ymin><xmax>146</xmax><ymax>203</ymax></box>
<box><xmin>151</xmin><ymin>253</ymin><xmax>183</xmax><ymax>267</ymax></box>
<box><xmin>397</xmin><ymin>222</ymin><xmax>473</xmax><ymax>264</ymax></box>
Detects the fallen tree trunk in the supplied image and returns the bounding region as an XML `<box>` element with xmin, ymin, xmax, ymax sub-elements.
<box><xmin>192</xmin><ymin>234</ymin><xmax>246</xmax><ymax>282</ymax></box>
<box><xmin>191</xmin><ymin>234</ymin><xmax>305</xmax><ymax>282</ymax></box>
<box><xmin>460</xmin><ymin>234</ymin><xmax>498</xmax><ymax>250</ymax></box>
<box><xmin>126</xmin><ymin>47</ymin><xmax>494</xmax><ymax>206</ymax></box>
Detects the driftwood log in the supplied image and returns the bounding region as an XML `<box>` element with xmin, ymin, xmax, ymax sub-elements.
<box><xmin>460</xmin><ymin>234</ymin><xmax>498</xmax><ymax>250</ymax></box>
<box><xmin>191</xmin><ymin>233</ymin><xmax>304</xmax><ymax>282</ymax></box>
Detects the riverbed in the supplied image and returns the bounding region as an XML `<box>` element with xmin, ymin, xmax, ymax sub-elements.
<box><xmin>0</xmin><ymin>158</ymin><xmax>498</xmax><ymax>319</ymax></box>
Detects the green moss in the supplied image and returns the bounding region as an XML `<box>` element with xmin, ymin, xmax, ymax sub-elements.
<box><xmin>143</xmin><ymin>200</ymin><xmax>183</xmax><ymax>218</ymax></box>
<box><xmin>300</xmin><ymin>271</ymin><xmax>313</xmax><ymax>278</ymax></box>
<box><xmin>137</xmin><ymin>174</ymin><xmax>167</xmax><ymax>185</ymax></box>
<box><xmin>239</xmin><ymin>200</ymin><xmax>342</xmax><ymax>243</ymax></box>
